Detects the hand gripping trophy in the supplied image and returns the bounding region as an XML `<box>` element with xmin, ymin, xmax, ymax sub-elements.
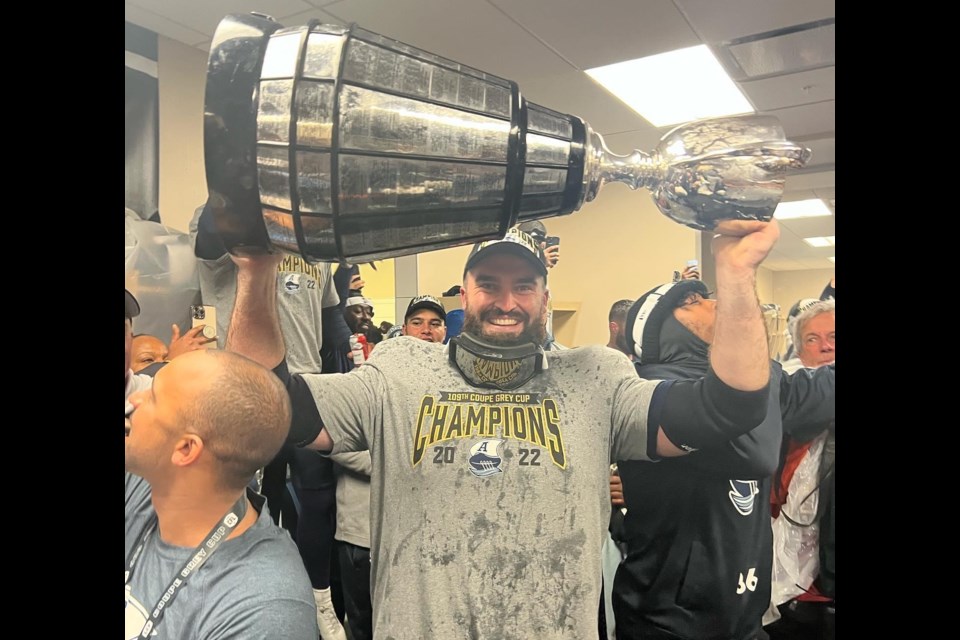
<box><xmin>203</xmin><ymin>13</ymin><xmax>811</xmax><ymax>262</ymax></box>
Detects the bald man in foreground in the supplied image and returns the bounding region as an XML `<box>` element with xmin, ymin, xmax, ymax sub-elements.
<box><xmin>124</xmin><ymin>349</ymin><xmax>317</xmax><ymax>639</ymax></box>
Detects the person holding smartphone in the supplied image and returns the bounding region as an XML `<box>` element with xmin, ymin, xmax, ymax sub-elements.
<box><xmin>517</xmin><ymin>220</ymin><xmax>560</xmax><ymax>269</ymax></box>
<box><xmin>680</xmin><ymin>259</ymin><xmax>700</xmax><ymax>281</ymax></box>
<box><xmin>517</xmin><ymin>221</ymin><xmax>563</xmax><ymax>349</ymax></box>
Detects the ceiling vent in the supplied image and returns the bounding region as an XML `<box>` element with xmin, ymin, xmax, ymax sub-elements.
<box><xmin>718</xmin><ymin>19</ymin><xmax>835</xmax><ymax>80</ymax></box>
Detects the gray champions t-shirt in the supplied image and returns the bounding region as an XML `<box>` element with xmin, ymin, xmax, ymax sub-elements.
<box><xmin>194</xmin><ymin>251</ymin><xmax>338</xmax><ymax>375</ymax></box>
<box><xmin>302</xmin><ymin>337</ymin><xmax>660</xmax><ymax>639</ymax></box>
<box><xmin>124</xmin><ymin>474</ymin><xmax>317</xmax><ymax>639</ymax></box>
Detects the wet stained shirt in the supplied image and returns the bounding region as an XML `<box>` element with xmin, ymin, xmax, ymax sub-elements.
<box><xmin>302</xmin><ymin>337</ymin><xmax>658</xmax><ymax>639</ymax></box>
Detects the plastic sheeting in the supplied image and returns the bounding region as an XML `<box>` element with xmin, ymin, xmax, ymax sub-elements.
<box><xmin>769</xmin><ymin>432</ymin><xmax>827</xmax><ymax>608</ymax></box>
<box><xmin>125</xmin><ymin>208</ymin><xmax>201</xmax><ymax>344</ymax></box>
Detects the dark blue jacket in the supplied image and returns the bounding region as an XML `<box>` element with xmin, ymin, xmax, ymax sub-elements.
<box><xmin>613</xmin><ymin>316</ymin><xmax>834</xmax><ymax>640</ymax></box>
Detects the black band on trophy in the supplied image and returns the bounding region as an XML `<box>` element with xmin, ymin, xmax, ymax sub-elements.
<box><xmin>501</xmin><ymin>80</ymin><xmax>527</xmax><ymax>238</ymax></box>
<box><xmin>563</xmin><ymin>114</ymin><xmax>587</xmax><ymax>215</ymax></box>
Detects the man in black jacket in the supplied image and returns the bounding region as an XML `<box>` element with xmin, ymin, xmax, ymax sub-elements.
<box><xmin>612</xmin><ymin>279</ymin><xmax>835</xmax><ymax>640</ymax></box>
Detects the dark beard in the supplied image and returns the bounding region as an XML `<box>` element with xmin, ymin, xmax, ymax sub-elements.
<box><xmin>615</xmin><ymin>332</ymin><xmax>631</xmax><ymax>357</ymax></box>
<box><xmin>346</xmin><ymin>318</ymin><xmax>375</xmax><ymax>334</ymax></box>
<box><xmin>462</xmin><ymin>307</ymin><xmax>547</xmax><ymax>347</ymax></box>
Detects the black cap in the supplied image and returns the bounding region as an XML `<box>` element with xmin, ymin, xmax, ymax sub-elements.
<box><xmin>463</xmin><ymin>228</ymin><xmax>548</xmax><ymax>281</ymax></box>
<box><xmin>125</xmin><ymin>289</ymin><xmax>141</xmax><ymax>320</ymax></box>
<box><xmin>625</xmin><ymin>280</ymin><xmax>709</xmax><ymax>364</ymax></box>
<box><xmin>517</xmin><ymin>220</ymin><xmax>547</xmax><ymax>242</ymax></box>
<box><xmin>405</xmin><ymin>295</ymin><xmax>447</xmax><ymax>322</ymax></box>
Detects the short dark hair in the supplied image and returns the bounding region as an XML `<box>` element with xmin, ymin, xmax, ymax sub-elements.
<box><xmin>609</xmin><ymin>299</ymin><xmax>634</xmax><ymax>324</ymax></box>
<box><xmin>183</xmin><ymin>351</ymin><xmax>292</xmax><ymax>490</ymax></box>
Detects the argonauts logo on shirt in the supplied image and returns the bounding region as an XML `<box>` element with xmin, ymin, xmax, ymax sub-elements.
<box><xmin>728</xmin><ymin>479</ymin><xmax>760</xmax><ymax>515</ymax></box>
<box><xmin>278</xmin><ymin>255</ymin><xmax>324</xmax><ymax>294</ymax></box>
<box><xmin>411</xmin><ymin>391</ymin><xmax>567</xmax><ymax>471</ymax></box>
<box><xmin>468</xmin><ymin>439</ymin><xmax>504</xmax><ymax>477</ymax></box>
<box><xmin>282</xmin><ymin>273</ymin><xmax>302</xmax><ymax>292</ymax></box>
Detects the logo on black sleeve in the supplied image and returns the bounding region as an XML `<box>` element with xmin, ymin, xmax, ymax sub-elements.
<box><xmin>728</xmin><ymin>479</ymin><xmax>759</xmax><ymax>515</ymax></box>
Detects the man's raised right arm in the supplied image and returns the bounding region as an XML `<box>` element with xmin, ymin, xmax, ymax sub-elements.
<box><xmin>227</xmin><ymin>251</ymin><xmax>333</xmax><ymax>451</ymax></box>
<box><xmin>652</xmin><ymin>220</ymin><xmax>779</xmax><ymax>457</ymax></box>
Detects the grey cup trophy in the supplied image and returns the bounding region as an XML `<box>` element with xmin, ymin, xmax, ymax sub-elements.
<box><xmin>204</xmin><ymin>13</ymin><xmax>811</xmax><ymax>262</ymax></box>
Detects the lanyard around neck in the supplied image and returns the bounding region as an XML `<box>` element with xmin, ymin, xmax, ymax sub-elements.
<box><xmin>125</xmin><ymin>493</ymin><xmax>248</xmax><ymax>638</ymax></box>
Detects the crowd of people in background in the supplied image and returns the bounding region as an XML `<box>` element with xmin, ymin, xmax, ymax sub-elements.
<box><xmin>126</xmin><ymin>212</ymin><xmax>834</xmax><ymax>640</ymax></box>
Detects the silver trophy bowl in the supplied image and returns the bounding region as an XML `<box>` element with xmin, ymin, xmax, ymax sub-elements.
<box><xmin>204</xmin><ymin>13</ymin><xmax>810</xmax><ymax>262</ymax></box>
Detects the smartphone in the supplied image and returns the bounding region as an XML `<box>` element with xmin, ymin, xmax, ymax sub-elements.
<box><xmin>191</xmin><ymin>305</ymin><xmax>218</xmax><ymax>348</ymax></box>
<box><xmin>545</xmin><ymin>236</ymin><xmax>560</xmax><ymax>248</ymax></box>
<box><xmin>686</xmin><ymin>259</ymin><xmax>699</xmax><ymax>270</ymax></box>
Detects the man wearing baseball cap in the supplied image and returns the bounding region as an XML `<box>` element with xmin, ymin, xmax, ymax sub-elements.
<box><xmin>228</xmin><ymin>220</ymin><xmax>783</xmax><ymax>639</ymax></box>
<box><xmin>611</xmin><ymin>279</ymin><xmax>835</xmax><ymax>640</ymax></box>
<box><xmin>330</xmin><ymin>292</ymin><xmax>447</xmax><ymax>640</ymax></box>
<box><xmin>401</xmin><ymin>295</ymin><xmax>447</xmax><ymax>344</ymax></box>
<box><xmin>343</xmin><ymin>295</ymin><xmax>376</xmax><ymax>336</ymax></box>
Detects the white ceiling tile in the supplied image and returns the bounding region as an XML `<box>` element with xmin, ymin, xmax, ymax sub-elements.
<box><xmin>811</xmin><ymin>186</ymin><xmax>835</xmax><ymax>205</ymax></box>
<box><xmin>796</xmin><ymin>137</ymin><xmax>835</xmax><ymax>169</ymax></box>
<box><xmin>778</xmin><ymin>188</ymin><xmax>818</xmax><ymax>202</ymax></box>
<box><xmin>741</xmin><ymin>67</ymin><xmax>835</xmax><ymax>111</ymax></box>
<box><xmin>784</xmin><ymin>170</ymin><xmax>835</xmax><ymax>192</ymax></box>
<box><xmin>490</xmin><ymin>0</ymin><xmax>701</xmax><ymax>70</ymax></box>
<box><xmin>317</xmin><ymin>0</ymin><xmax>572</xmax><ymax>81</ymax></box>
<box><xmin>778</xmin><ymin>217</ymin><xmax>835</xmax><ymax>239</ymax></box>
<box><xmin>125</xmin><ymin>2</ymin><xmax>210</xmax><ymax>46</ymax></box>
<box><xmin>522</xmin><ymin>71</ymin><xmax>657</xmax><ymax>135</ymax></box>
<box><xmin>126</xmin><ymin>0</ymin><xmax>315</xmax><ymax>38</ymax></box>
<box><xmin>763</xmin><ymin>100</ymin><xmax>834</xmax><ymax>139</ymax></box>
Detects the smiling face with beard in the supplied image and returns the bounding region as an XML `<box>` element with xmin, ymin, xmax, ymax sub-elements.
<box><xmin>344</xmin><ymin>303</ymin><xmax>375</xmax><ymax>334</ymax></box>
<box><xmin>460</xmin><ymin>253</ymin><xmax>548</xmax><ymax>347</ymax></box>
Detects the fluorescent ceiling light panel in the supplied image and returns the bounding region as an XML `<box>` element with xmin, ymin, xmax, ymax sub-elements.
<box><xmin>585</xmin><ymin>45</ymin><xmax>754</xmax><ymax>127</ymax></box>
<box><xmin>803</xmin><ymin>236</ymin><xmax>835</xmax><ymax>247</ymax></box>
<box><xmin>774</xmin><ymin>198</ymin><xmax>832</xmax><ymax>220</ymax></box>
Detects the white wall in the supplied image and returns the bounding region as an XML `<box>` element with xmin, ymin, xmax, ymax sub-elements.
<box><xmin>772</xmin><ymin>268</ymin><xmax>834</xmax><ymax>312</ymax></box>
<box><xmin>157</xmin><ymin>36</ymin><xmax>208</xmax><ymax>233</ymax></box>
